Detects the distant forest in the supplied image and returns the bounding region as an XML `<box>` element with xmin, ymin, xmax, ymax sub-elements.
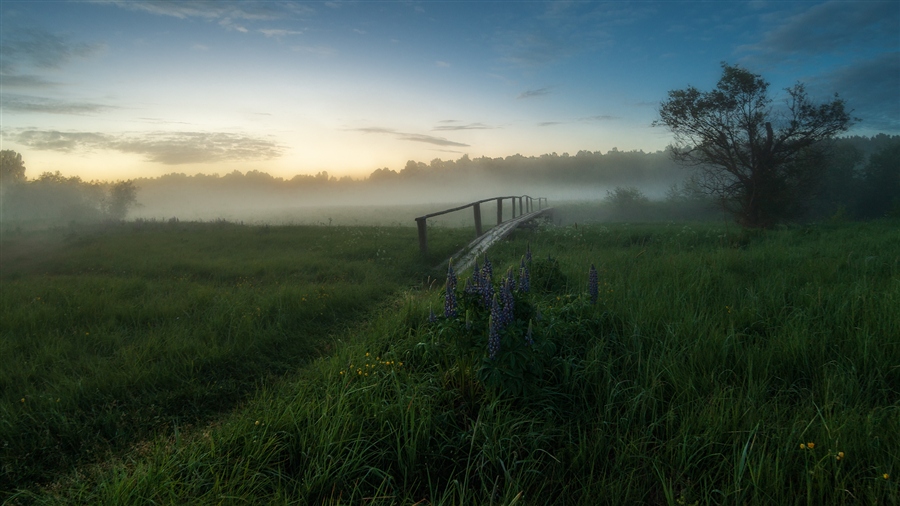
<box><xmin>1</xmin><ymin>134</ymin><xmax>898</xmax><ymax>227</ymax></box>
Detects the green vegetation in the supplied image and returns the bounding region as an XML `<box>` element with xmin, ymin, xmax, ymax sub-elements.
<box><xmin>0</xmin><ymin>221</ymin><xmax>470</xmax><ymax>495</ymax></box>
<box><xmin>2</xmin><ymin>219</ymin><xmax>898</xmax><ymax>504</ymax></box>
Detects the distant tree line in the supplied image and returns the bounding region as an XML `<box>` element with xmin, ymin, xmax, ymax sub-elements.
<box><xmin>1</xmin><ymin>131</ymin><xmax>896</xmax><ymax>228</ymax></box>
<box><xmin>1</xmin><ymin>150</ymin><xmax>137</xmax><ymax>228</ymax></box>
<box><xmin>130</xmin><ymin>149</ymin><xmax>682</xmax><ymax>191</ymax></box>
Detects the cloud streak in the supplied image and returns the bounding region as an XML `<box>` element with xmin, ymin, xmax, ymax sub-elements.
<box><xmin>432</xmin><ymin>122</ymin><xmax>493</xmax><ymax>131</ymax></box>
<box><xmin>8</xmin><ymin>129</ymin><xmax>284</xmax><ymax>164</ymax></box>
<box><xmin>353</xmin><ymin>127</ymin><xmax>469</xmax><ymax>147</ymax></box>
<box><xmin>741</xmin><ymin>1</ymin><xmax>898</xmax><ymax>61</ymax></box>
<box><xmin>517</xmin><ymin>87</ymin><xmax>552</xmax><ymax>99</ymax></box>
<box><xmin>814</xmin><ymin>53</ymin><xmax>900</xmax><ymax>132</ymax></box>
<box><xmin>1</xmin><ymin>94</ymin><xmax>115</xmax><ymax>115</ymax></box>
<box><xmin>0</xmin><ymin>27</ymin><xmax>102</xmax><ymax>70</ymax></box>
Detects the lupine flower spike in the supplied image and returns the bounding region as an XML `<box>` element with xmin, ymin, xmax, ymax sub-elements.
<box><xmin>488</xmin><ymin>298</ymin><xmax>502</xmax><ymax>360</ymax></box>
<box><xmin>518</xmin><ymin>257</ymin><xmax>530</xmax><ymax>293</ymax></box>
<box><xmin>467</xmin><ymin>259</ymin><xmax>482</xmax><ymax>296</ymax></box>
<box><xmin>525</xmin><ymin>319</ymin><xmax>534</xmax><ymax>346</ymax></box>
<box><xmin>500</xmin><ymin>274</ymin><xmax>515</xmax><ymax>326</ymax></box>
<box><xmin>588</xmin><ymin>264</ymin><xmax>599</xmax><ymax>304</ymax></box>
<box><xmin>444</xmin><ymin>261</ymin><xmax>458</xmax><ymax>318</ymax></box>
<box><xmin>482</xmin><ymin>255</ymin><xmax>493</xmax><ymax>281</ymax></box>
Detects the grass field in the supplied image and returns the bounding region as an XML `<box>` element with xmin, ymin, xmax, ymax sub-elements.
<box><xmin>1</xmin><ymin>216</ymin><xmax>898</xmax><ymax>504</ymax></box>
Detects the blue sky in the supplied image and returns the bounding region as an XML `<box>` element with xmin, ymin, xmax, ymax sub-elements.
<box><xmin>1</xmin><ymin>0</ymin><xmax>897</xmax><ymax>181</ymax></box>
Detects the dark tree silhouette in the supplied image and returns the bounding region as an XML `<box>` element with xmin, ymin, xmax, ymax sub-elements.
<box><xmin>655</xmin><ymin>63</ymin><xmax>854</xmax><ymax>228</ymax></box>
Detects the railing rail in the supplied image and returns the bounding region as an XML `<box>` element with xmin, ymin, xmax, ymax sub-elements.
<box><xmin>414</xmin><ymin>195</ymin><xmax>548</xmax><ymax>254</ymax></box>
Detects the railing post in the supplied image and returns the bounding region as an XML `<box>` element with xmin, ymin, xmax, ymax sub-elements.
<box><xmin>473</xmin><ymin>202</ymin><xmax>483</xmax><ymax>237</ymax></box>
<box><xmin>416</xmin><ymin>217</ymin><xmax>427</xmax><ymax>255</ymax></box>
<box><xmin>496</xmin><ymin>197</ymin><xmax>503</xmax><ymax>224</ymax></box>
<box><xmin>519</xmin><ymin>197</ymin><xmax>524</xmax><ymax>216</ymax></box>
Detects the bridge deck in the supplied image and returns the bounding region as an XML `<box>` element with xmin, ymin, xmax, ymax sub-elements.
<box><xmin>449</xmin><ymin>207</ymin><xmax>553</xmax><ymax>272</ymax></box>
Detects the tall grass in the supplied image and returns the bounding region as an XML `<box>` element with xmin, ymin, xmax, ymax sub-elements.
<box><xmin>0</xmin><ymin>221</ymin><xmax>471</xmax><ymax>494</ymax></box>
<box><xmin>4</xmin><ymin>220</ymin><xmax>898</xmax><ymax>504</ymax></box>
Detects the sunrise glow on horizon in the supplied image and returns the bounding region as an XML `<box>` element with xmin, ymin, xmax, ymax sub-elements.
<box><xmin>1</xmin><ymin>0</ymin><xmax>898</xmax><ymax>182</ymax></box>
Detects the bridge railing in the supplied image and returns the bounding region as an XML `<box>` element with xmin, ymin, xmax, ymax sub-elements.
<box><xmin>414</xmin><ymin>195</ymin><xmax>548</xmax><ymax>254</ymax></box>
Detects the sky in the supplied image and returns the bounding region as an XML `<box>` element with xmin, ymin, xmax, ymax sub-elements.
<box><xmin>1</xmin><ymin>0</ymin><xmax>898</xmax><ymax>181</ymax></box>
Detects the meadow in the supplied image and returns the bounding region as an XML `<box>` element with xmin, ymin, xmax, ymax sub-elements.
<box><xmin>1</xmin><ymin>214</ymin><xmax>898</xmax><ymax>505</ymax></box>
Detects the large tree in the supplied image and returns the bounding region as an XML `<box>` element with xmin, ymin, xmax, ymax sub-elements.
<box><xmin>655</xmin><ymin>63</ymin><xmax>854</xmax><ymax>228</ymax></box>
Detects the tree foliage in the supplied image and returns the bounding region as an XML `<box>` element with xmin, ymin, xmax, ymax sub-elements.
<box><xmin>655</xmin><ymin>63</ymin><xmax>854</xmax><ymax>228</ymax></box>
<box><xmin>0</xmin><ymin>152</ymin><xmax>139</xmax><ymax>226</ymax></box>
<box><xmin>0</xmin><ymin>150</ymin><xmax>26</xmax><ymax>186</ymax></box>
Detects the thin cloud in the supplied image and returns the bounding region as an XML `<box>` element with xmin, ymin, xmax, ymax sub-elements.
<box><xmin>0</xmin><ymin>27</ymin><xmax>102</xmax><ymax>69</ymax></box>
<box><xmin>354</xmin><ymin>127</ymin><xmax>469</xmax><ymax>147</ymax></box>
<box><xmin>812</xmin><ymin>52</ymin><xmax>900</xmax><ymax>132</ymax></box>
<box><xmin>435</xmin><ymin>60</ymin><xmax>450</xmax><ymax>68</ymax></box>
<box><xmin>580</xmin><ymin>115</ymin><xmax>618</xmax><ymax>122</ymax></box>
<box><xmin>10</xmin><ymin>130</ymin><xmax>110</xmax><ymax>152</ymax></box>
<box><xmin>0</xmin><ymin>27</ymin><xmax>103</xmax><ymax>93</ymax></box>
<box><xmin>260</xmin><ymin>28</ymin><xmax>304</xmax><ymax>38</ymax></box>
<box><xmin>92</xmin><ymin>0</ymin><xmax>296</xmax><ymax>21</ymax></box>
<box><xmin>9</xmin><ymin>129</ymin><xmax>284</xmax><ymax>164</ymax></box>
<box><xmin>397</xmin><ymin>133</ymin><xmax>468</xmax><ymax>147</ymax></box>
<box><xmin>432</xmin><ymin>122</ymin><xmax>493</xmax><ymax>131</ymax></box>
<box><xmin>1</xmin><ymin>94</ymin><xmax>115</xmax><ymax>115</ymax></box>
<box><xmin>538</xmin><ymin>121</ymin><xmax>562</xmax><ymax>127</ymax></box>
<box><xmin>0</xmin><ymin>74</ymin><xmax>61</xmax><ymax>89</ymax></box>
<box><xmin>741</xmin><ymin>1</ymin><xmax>898</xmax><ymax>61</ymax></box>
<box><xmin>517</xmin><ymin>87</ymin><xmax>552</xmax><ymax>99</ymax></box>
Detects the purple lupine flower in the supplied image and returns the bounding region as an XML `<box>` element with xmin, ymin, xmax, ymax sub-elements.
<box><xmin>526</xmin><ymin>243</ymin><xmax>532</xmax><ymax>263</ymax></box>
<box><xmin>446</xmin><ymin>262</ymin><xmax>457</xmax><ymax>291</ymax></box>
<box><xmin>499</xmin><ymin>276</ymin><xmax>514</xmax><ymax>326</ymax></box>
<box><xmin>488</xmin><ymin>296</ymin><xmax>502</xmax><ymax>359</ymax></box>
<box><xmin>428</xmin><ymin>307</ymin><xmax>437</xmax><ymax>323</ymax></box>
<box><xmin>518</xmin><ymin>257</ymin><xmax>530</xmax><ymax>293</ymax></box>
<box><xmin>464</xmin><ymin>276</ymin><xmax>478</xmax><ymax>295</ymax></box>
<box><xmin>467</xmin><ymin>259</ymin><xmax>482</xmax><ymax>295</ymax></box>
<box><xmin>481</xmin><ymin>278</ymin><xmax>494</xmax><ymax>310</ymax></box>
<box><xmin>444</xmin><ymin>262</ymin><xmax>458</xmax><ymax>318</ymax></box>
<box><xmin>482</xmin><ymin>255</ymin><xmax>493</xmax><ymax>282</ymax></box>
<box><xmin>488</xmin><ymin>315</ymin><xmax>501</xmax><ymax>360</ymax></box>
<box><xmin>506</xmin><ymin>267</ymin><xmax>517</xmax><ymax>293</ymax></box>
<box><xmin>588</xmin><ymin>264</ymin><xmax>599</xmax><ymax>304</ymax></box>
<box><xmin>444</xmin><ymin>287</ymin><xmax>457</xmax><ymax>319</ymax></box>
<box><xmin>525</xmin><ymin>319</ymin><xmax>534</xmax><ymax>346</ymax></box>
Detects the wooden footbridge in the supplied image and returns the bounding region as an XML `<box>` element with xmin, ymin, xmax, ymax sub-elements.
<box><xmin>414</xmin><ymin>195</ymin><xmax>552</xmax><ymax>271</ymax></box>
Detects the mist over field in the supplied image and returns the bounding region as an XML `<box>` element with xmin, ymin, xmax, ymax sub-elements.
<box><xmin>79</xmin><ymin>149</ymin><xmax>691</xmax><ymax>225</ymax></box>
<box><xmin>3</xmin><ymin>133</ymin><xmax>899</xmax><ymax>229</ymax></box>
